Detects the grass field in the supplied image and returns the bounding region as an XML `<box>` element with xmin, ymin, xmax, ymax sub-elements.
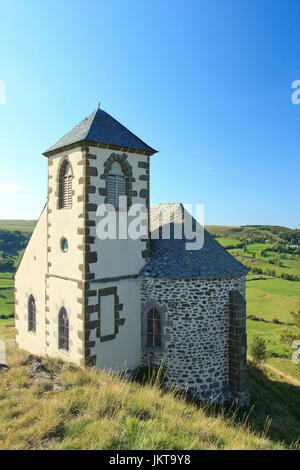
<box><xmin>0</xmin><ymin>223</ymin><xmax>299</xmax><ymax>449</ymax></box>
<box><xmin>216</xmin><ymin>237</ymin><xmax>241</xmax><ymax>247</ymax></box>
<box><xmin>0</xmin><ymin>272</ymin><xmax>14</xmax><ymax>316</ymax></box>
<box><xmin>247</xmin><ymin>319</ymin><xmax>299</xmax><ymax>357</ymax></box>
<box><xmin>0</xmin><ymin>317</ymin><xmax>300</xmax><ymax>450</ymax></box>
<box><xmin>0</xmin><ymin>220</ymin><xmax>36</xmax><ymax>232</ymax></box>
<box><xmin>206</xmin><ymin>225</ymin><xmax>285</xmax><ymax>243</ymax></box>
<box><xmin>0</xmin><ymin>316</ymin><xmax>15</xmax><ymax>340</ymax></box>
<box><xmin>246</xmin><ymin>278</ymin><xmax>300</xmax><ymax>322</ymax></box>
<box><xmin>0</xmin><ymin>318</ymin><xmax>294</xmax><ymax>450</ymax></box>
<box><xmin>0</xmin><ymin>220</ymin><xmax>35</xmax><ymax>317</ymax></box>
<box><xmin>266</xmin><ymin>358</ymin><xmax>300</xmax><ymax>380</ymax></box>
<box><xmin>206</xmin><ymin>225</ymin><xmax>241</xmax><ymax>236</ymax></box>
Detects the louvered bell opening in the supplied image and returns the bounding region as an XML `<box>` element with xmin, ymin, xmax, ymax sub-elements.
<box><xmin>107</xmin><ymin>175</ymin><xmax>126</xmax><ymax>208</ymax></box>
<box><xmin>62</xmin><ymin>166</ymin><xmax>72</xmax><ymax>208</ymax></box>
<box><xmin>67</xmin><ymin>175</ymin><xmax>72</xmax><ymax>207</ymax></box>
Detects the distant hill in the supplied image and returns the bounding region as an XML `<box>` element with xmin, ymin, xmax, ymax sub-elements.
<box><xmin>0</xmin><ymin>220</ymin><xmax>36</xmax><ymax>233</ymax></box>
<box><xmin>206</xmin><ymin>225</ymin><xmax>300</xmax><ymax>246</ymax></box>
<box><xmin>0</xmin><ymin>222</ymin><xmax>36</xmax><ymax>316</ymax></box>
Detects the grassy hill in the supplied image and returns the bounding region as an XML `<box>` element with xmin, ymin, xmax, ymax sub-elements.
<box><xmin>206</xmin><ymin>224</ymin><xmax>300</xmax><ymax>380</ymax></box>
<box><xmin>206</xmin><ymin>224</ymin><xmax>300</xmax><ymax>245</ymax></box>
<box><xmin>1</xmin><ymin>318</ymin><xmax>299</xmax><ymax>450</ymax></box>
<box><xmin>0</xmin><ymin>220</ymin><xmax>36</xmax><ymax>233</ymax></box>
<box><xmin>0</xmin><ymin>222</ymin><xmax>300</xmax><ymax>449</ymax></box>
<box><xmin>0</xmin><ymin>221</ymin><xmax>36</xmax><ymax>317</ymax></box>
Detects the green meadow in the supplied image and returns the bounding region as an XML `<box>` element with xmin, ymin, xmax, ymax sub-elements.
<box><xmin>0</xmin><ymin>220</ymin><xmax>36</xmax><ymax>233</ymax></box>
<box><xmin>216</xmin><ymin>237</ymin><xmax>241</xmax><ymax>247</ymax></box>
<box><xmin>0</xmin><ymin>220</ymin><xmax>36</xmax><ymax>317</ymax></box>
<box><xmin>246</xmin><ymin>277</ymin><xmax>300</xmax><ymax>322</ymax></box>
<box><xmin>208</xmin><ymin>225</ymin><xmax>300</xmax><ymax>380</ymax></box>
<box><xmin>247</xmin><ymin>319</ymin><xmax>298</xmax><ymax>356</ymax></box>
<box><xmin>1</xmin><ymin>316</ymin><xmax>300</xmax><ymax>450</ymax></box>
<box><xmin>0</xmin><ymin>222</ymin><xmax>299</xmax><ymax>449</ymax></box>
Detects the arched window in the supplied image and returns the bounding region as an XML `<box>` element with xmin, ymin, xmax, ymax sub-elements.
<box><xmin>28</xmin><ymin>295</ymin><xmax>36</xmax><ymax>332</ymax></box>
<box><xmin>58</xmin><ymin>307</ymin><xmax>69</xmax><ymax>351</ymax></box>
<box><xmin>146</xmin><ymin>307</ymin><xmax>161</xmax><ymax>348</ymax></box>
<box><xmin>107</xmin><ymin>161</ymin><xmax>127</xmax><ymax>208</ymax></box>
<box><xmin>59</xmin><ymin>161</ymin><xmax>72</xmax><ymax>209</ymax></box>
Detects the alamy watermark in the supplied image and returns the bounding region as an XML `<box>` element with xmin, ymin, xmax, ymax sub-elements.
<box><xmin>291</xmin><ymin>80</ymin><xmax>300</xmax><ymax>104</ymax></box>
<box><xmin>0</xmin><ymin>81</ymin><xmax>6</xmax><ymax>104</ymax></box>
<box><xmin>95</xmin><ymin>198</ymin><xmax>205</xmax><ymax>250</ymax></box>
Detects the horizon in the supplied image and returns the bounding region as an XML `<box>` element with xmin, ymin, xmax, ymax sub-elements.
<box><xmin>0</xmin><ymin>217</ymin><xmax>298</xmax><ymax>231</ymax></box>
<box><xmin>0</xmin><ymin>0</ymin><xmax>299</xmax><ymax>228</ymax></box>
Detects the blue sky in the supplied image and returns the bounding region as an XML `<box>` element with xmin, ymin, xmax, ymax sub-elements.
<box><xmin>0</xmin><ymin>0</ymin><xmax>299</xmax><ymax>227</ymax></box>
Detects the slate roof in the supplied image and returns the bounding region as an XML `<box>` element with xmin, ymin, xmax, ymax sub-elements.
<box><xmin>44</xmin><ymin>108</ymin><xmax>157</xmax><ymax>156</ymax></box>
<box><xmin>140</xmin><ymin>204</ymin><xmax>249</xmax><ymax>279</ymax></box>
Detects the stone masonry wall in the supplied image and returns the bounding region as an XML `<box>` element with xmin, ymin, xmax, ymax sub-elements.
<box><xmin>140</xmin><ymin>275</ymin><xmax>249</xmax><ymax>404</ymax></box>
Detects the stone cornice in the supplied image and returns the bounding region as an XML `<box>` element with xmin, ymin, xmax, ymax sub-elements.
<box><xmin>43</xmin><ymin>140</ymin><xmax>157</xmax><ymax>158</ymax></box>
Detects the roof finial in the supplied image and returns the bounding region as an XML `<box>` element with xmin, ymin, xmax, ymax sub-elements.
<box><xmin>97</xmin><ymin>101</ymin><xmax>101</xmax><ymax>109</ymax></box>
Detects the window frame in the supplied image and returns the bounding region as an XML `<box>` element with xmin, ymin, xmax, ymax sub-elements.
<box><xmin>106</xmin><ymin>161</ymin><xmax>127</xmax><ymax>209</ymax></box>
<box><xmin>58</xmin><ymin>307</ymin><xmax>69</xmax><ymax>351</ymax></box>
<box><xmin>28</xmin><ymin>295</ymin><xmax>36</xmax><ymax>333</ymax></box>
<box><xmin>142</xmin><ymin>301</ymin><xmax>168</xmax><ymax>352</ymax></box>
<box><xmin>146</xmin><ymin>307</ymin><xmax>162</xmax><ymax>348</ymax></box>
<box><xmin>58</xmin><ymin>159</ymin><xmax>73</xmax><ymax>210</ymax></box>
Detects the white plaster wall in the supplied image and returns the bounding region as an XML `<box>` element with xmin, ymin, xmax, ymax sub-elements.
<box><xmin>89</xmin><ymin>278</ymin><xmax>141</xmax><ymax>370</ymax></box>
<box><xmin>14</xmin><ymin>207</ymin><xmax>47</xmax><ymax>355</ymax></box>
<box><xmin>48</xmin><ymin>148</ymin><xmax>85</xmax><ymax>280</ymax></box>
<box><xmin>86</xmin><ymin>148</ymin><xmax>149</xmax><ymax>279</ymax></box>
<box><xmin>45</xmin><ymin>276</ymin><xmax>84</xmax><ymax>365</ymax></box>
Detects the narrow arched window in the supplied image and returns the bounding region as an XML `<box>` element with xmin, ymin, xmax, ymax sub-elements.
<box><xmin>107</xmin><ymin>161</ymin><xmax>127</xmax><ymax>208</ymax></box>
<box><xmin>59</xmin><ymin>161</ymin><xmax>72</xmax><ymax>209</ymax></box>
<box><xmin>28</xmin><ymin>295</ymin><xmax>36</xmax><ymax>332</ymax></box>
<box><xmin>58</xmin><ymin>307</ymin><xmax>69</xmax><ymax>351</ymax></box>
<box><xmin>146</xmin><ymin>307</ymin><xmax>161</xmax><ymax>348</ymax></box>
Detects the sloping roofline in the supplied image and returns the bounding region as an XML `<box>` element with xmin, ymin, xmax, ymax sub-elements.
<box><xmin>43</xmin><ymin>108</ymin><xmax>158</xmax><ymax>157</ymax></box>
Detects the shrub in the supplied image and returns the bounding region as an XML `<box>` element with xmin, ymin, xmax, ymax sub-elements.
<box><xmin>290</xmin><ymin>298</ymin><xmax>300</xmax><ymax>331</ymax></box>
<box><xmin>250</xmin><ymin>336</ymin><xmax>267</xmax><ymax>364</ymax></box>
<box><xmin>279</xmin><ymin>329</ymin><xmax>300</xmax><ymax>346</ymax></box>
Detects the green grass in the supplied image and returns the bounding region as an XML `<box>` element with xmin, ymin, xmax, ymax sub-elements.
<box><xmin>216</xmin><ymin>237</ymin><xmax>241</xmax><ymax>247</ymax></box>
<box><xmin>246</xmin><ymin>361</ymin><xmax>300</xmax><ymax>446</ymax></box>
<box><xmin>206</xmin><ymin>225</ymin><xmax>242</xmax><ymax>236</ymax></box>
<box><xmin>0</xmin><ymin>273</ymin><xmax>14</xmax><ymax>316</ymax></box>
<box><xmin>246</xmin><ymin>278</ymin><xmax>300</xmax><ymax>323</ymax></box>
<box><xmin>0</xmin><ymin>223</ymin><xmax>299</xmax><ymax>448</ymax></box>
<box><xmin>239</xmin><ymin>243</ymin><xmax>273</xmax><ymax>260</ymax></box>
<box><xmin>0</xmin><ymin>322</ymin><xmax>299</xmax><ymax>449</ymax></box>
<box><xmin>0</xmin><ymin>220</ymin><xmax>36</xmax><ymax>232</ymax></box>
<box><xmin>248</xmin><ymin>277</ymin><xmax>300</xmax><ymax>297</ymax></box>
<box><xmin>281</xmin><ymin>258</ymin><xmax>300</xmax><ymax>274</ymax></box>
<box><xmin>206</xmin><ymin>225</ymin><xmax>289</xmax><ymax>244</ymax></box>
<box><xmin>0</xmin><ymin>336</ymin><xmax>290</xmax><ymax>450</ymax></box>
<box><xmin>0</xmin><ymin>288</ymin><xmax>14</xmax><ymax>316</ymax></box>
<box><xmin>247</xmin><ymin>319</ymin><xmax>298</xmax><ymax>356</ymax></box>
<box><xmin>266</xmin><ymin>358</ymin><xmax>300</xmax><ymax>380</ymax></box>
<box><xmin>0</xmin><ymin>317</ymin><xmax>15</xmax><ymax>340</ymax></box>
<box><xmin>0</xmin><ymin>271</ymin><xmax>16</xmax><ymax>279</ymax></box>
<box><xmin>0</xmin><ymin>278</ymin><xmax>14</xmax><ymax>288</ymax></box>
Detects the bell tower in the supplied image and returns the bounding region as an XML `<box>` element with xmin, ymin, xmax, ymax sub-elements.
<box><xmin>43</xmin><ymin>106</ymin><xmax>157</xmax><ymax>369</ymax></box>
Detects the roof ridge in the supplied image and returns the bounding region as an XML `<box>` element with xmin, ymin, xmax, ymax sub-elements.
<box><xmin>43</xmin><ymin>107</ymin><xmax>157</xmax><ymax>156</ymax></box>
<box><xmin>88</xmin><ymin>109</ymin><xmax>156</xmax><ymax>153</ymax></box>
